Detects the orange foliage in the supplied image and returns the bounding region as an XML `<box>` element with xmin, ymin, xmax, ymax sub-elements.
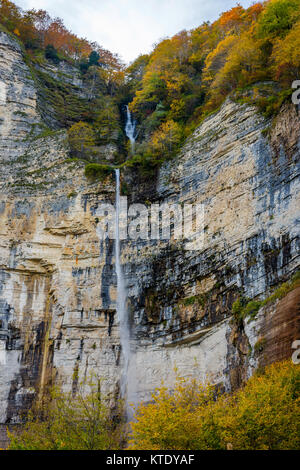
<box><xmin>219</xmin><ymin>4</ymin><xmax>245</xmax><ymax>31</ymax></box>
<box><xmin>0</xmin><ymin>0</ymin><xmax>122</xmax><ymax>70</ymax></box>
<box><xmin>246</xmin><ymin>2</ymin><xmax>264</xmax><ymax>21</ymax></box>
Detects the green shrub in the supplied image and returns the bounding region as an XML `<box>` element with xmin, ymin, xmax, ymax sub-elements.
<box><xmin>8</xmin><ymin>383</ymin><xmax>122</xmax><ymax>450</ymax></box>
<box><xmin>257</xmin><ymin>0</ymin><xmax>300</xmax><ymax>38</ymax></box>
<box><xmin>232</xmin><ymin>270</ymin><xmax>300</xmax><ymax>323</ymax></box>
<box><xmin>84</xmin><ymin>163</ymin><xmax>114</xmax><ymax>180</ymax></box>
<box><xmin>242</xmin><ymin>300</ymin><xmax>262</xmax><ymax>319</ymax></box>
<box><xmin>262</xmin><ymin>270</ymin><xmax>300</xmax><ymax>306</ymax></box>
<box><xmin>45</xmin><ymin>44</ymin><xmax>60</xmax><ymax>64</ymax></box>
<box><xmin>181</xmin><ymin>293</ymin><xmax>208</xmax><ymax>308</ymax></box>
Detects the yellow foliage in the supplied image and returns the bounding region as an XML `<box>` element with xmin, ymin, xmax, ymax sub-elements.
<box><xmin>150</xmin><ymin>120</ymin><xmax>182</xmax><ymax>157</ymax></box>
<box><xmin>272</xmin><ymin>20</ymin><xmax>300</xmax><ymax>79</ymax></box>
<box><xmin>128</xmin><ymin>378</ymin><xmax>217</xmax><ymax>450</ymax></box>
<box><xmin>203</xmin><ymin>35</ymin><xmax>237</xmax><ymax>83</ymax></box>
<box><xmin>68</xmin><ymin>121</ymin><xmax>96</xmax><ymax>156</ymax></box>
<box><xmin>206</xmin><ymin>33</ymin><xmax>266</xmax><ymax>109</ymax></box>
<box><xmin>129</xmin><ymin>361</ymin><xmax>300</xmax><ymax>450</ymax></box>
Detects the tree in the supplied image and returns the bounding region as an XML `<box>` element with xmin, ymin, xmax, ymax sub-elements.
<box><xmin>68</xmin><ymin>121</ymin><xmax>96</xmax><ymax>158</ymax></box>
<box><xmin>89</xmin><ymin>50</ymin><xmax>100</xmax><ymax>66</ymax></box>
<box><xmin>206</xmin><ymin>33</ymin><xmax>266</xmax><ymax>110</ymax></box>
<box><xmin>257</xmin><ymin>0</ymin><xmax>300</xmax><ymax>38</ymax></box>
<box><xmin>45</xmin><ymin>44</ymin><xmax>60</xmax><ymax>64</ymax></box>
<box><xmin>129</xmin><ymin>378</ymin><xmax>218</xmax><ymax>450</ymax></box>
<box><xmin>79</xmin><ymin>59</ymin><xmax>89</xmax><ymax>74</ymax></box>
<box><xmin>150</xmin><ymin>120</ymin><xmax>182</xmax><ymax>157</ymax></box>
<box><xmin>93</xmin><ymin>96</ymin><xmax>120</xmax><ymax>142</ymax></box>
<box><xmin>129</xmin><ymin>360</ymin><xmax>300</xmax><ymax>450</ymax></box>
<box><xmin>0</xmin><ymin>0</ymin><xmax>22</xmax><ymax>32</ymax></box>
<box><xmin>131</xmin><ymin>72</ymin><xmax>167</xmax><ymax>113</ymax></box>
<box><xmin>219</xmin><ymin>360</ymin><xmax>300</xmax><ymax>450</ymax></box>
<box><xmin>272</xmin><ymin>19</ymin><xmax>300</xmax><ymax>80</ymax></box>
<box><xmin>8</xmin><ymin>382</ymin><xmax>122</xmax><ymax>450</ymax></box>
<box><xmin>203</xmin><ymin>35</ymin><xmax>237</xmax><ymax>84</ymax></box>
<box><xmin>219</xmin><ymin>5</ymin><xmax>245</xmax><ymax>33</ymax></box>
<box><xmin>24</xmin><ymin>9</ymin><xmax>51</xmax><ymax>47</ymax></box>
<box><xmin>126</xmin><ymin>54</ymin><xmax>149</xmax><ymax>83</ymax></box>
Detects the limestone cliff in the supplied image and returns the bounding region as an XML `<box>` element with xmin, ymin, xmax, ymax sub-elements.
<box><xmin>0</xmin><ymin>30</ymin><xmax>299</xmax><ymax>424</ymax></box>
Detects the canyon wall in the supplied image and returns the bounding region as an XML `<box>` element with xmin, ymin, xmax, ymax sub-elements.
<box><xmin>0</xmin><ymin>31</ymin><xmax>299</xmax><ymax>424</ymax></box>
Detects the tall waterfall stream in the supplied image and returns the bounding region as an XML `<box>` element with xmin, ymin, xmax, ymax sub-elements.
<box><xmin>115</xmin><ymin>169</ymin><xmax>135</xmax><ymax>417</ymax></box>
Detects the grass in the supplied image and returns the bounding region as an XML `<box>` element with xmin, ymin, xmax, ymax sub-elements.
<box><xmin>180</xmin><ymin>292</ymin><xmax>209</xmax><ymax>308</ymax></box>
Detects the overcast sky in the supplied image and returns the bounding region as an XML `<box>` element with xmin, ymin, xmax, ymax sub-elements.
<box><xmin>14</xmin><ymin>0</ymin><xmax>256</xmax><ymax>63</ymax></box>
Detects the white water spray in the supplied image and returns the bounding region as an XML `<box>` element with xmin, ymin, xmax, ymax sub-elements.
<box><xmin>115</xmin><ymin>169</ymin><xmax>133</xmax><ymax>412</ymax></box>
<box><xmin>125</xmin><ymin>105</ymin><xmax>136</xmax><ymax>153</ymax></box>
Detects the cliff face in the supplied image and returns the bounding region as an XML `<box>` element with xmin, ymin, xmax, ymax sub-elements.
<box><xmin>0</xmin><ymin>31</ymin><xmax>299</xmax><ymax>423</ymax></box>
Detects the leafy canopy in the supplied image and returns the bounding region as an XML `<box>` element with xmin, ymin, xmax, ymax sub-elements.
<box><xmin>8</xmin><ymin>382</ymin><xmax>123</xmax><ymax>450</ymax></box>
<box><xmin>129</xmin><ymin>361</ymin><xmax>300</xmax><ymax>450</ymax></box>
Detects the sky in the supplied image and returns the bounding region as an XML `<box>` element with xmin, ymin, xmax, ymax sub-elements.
<box><xmin>14</xmin><ymin>0</ymin><xmax>256</xmax><ymax>63</ymax></box>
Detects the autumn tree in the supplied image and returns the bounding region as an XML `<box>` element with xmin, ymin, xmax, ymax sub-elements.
<box><xmin>0</xmin><ymin>0</ymin><xmax>21</xmax><ymax>32</ymax></box>
<box><xmin>272</xmin><ymin>19</ymin><xmax>300</xmax><ymax>80</ymax></box>
<box><xmin>129</xmin><ymin>361</ymin><xmax>300</xmax><ymax>450</ymax></box>
<box><xmin>8</xmin><ymin>383</ymin><xmax>122</xmax><ymax>450</ymax></box>
<box><xmin>150</xmin><ymin>120</ymin><xmax>182</xmax><ymax>158</ymax></box>
<box><xmin>219</xmin><ymin>4</ymin><xmax>245</xmax><ymax>33</ymax></box>
<box><xmin>220</xmin><ymin>361</ymin><xmax>300</xmax><ymax>450</ymax></box>
<box><xmin>23</xmin><ymin>9</ymin><xmax>51</xmax><ymax>47</ymax></box>
<box><xmin>203</xmin><ymin>35</ymin><xmax>237</xmax><ymax>84</ymax></box>
<box><xmin>126</xmin><ymin>54</ymin><xmax>150</xmax><ymax>84</ymax></box>
<box><xmin>205</xmin><ymin>32</ymin><xmax>266</xmax><ymax>110</ymax></box>
<box><xmin>68</xmin><ymin>121</ymin><xmax>96</xmax><ymax>158</ymax></box>
<box><xmin>129</xmin><ymin>378</ymin><xmax>218</xmax><ymax>450</ymax></box>
<box><xmin>245</xmin><ymin>3</ymin><xmax>264</xmax><ymax>23</ymax></box>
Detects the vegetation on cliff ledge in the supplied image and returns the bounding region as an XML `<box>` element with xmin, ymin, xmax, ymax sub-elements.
<box><xmin>232</xmin><ymin>270</ymin><xmax>300</xmax><ymax>323</ymax></box>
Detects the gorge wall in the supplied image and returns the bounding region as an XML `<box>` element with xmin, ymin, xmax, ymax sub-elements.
<box><xmin>0</xmin><ymin>30</ymin><xmax>299</xmax><ymax>424</ymax></box>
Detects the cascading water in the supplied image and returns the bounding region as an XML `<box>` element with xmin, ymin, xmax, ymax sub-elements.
<box><xmin>115</xmin><ymin>169</ymin><xmax>133</xmax><ymax>414</ymax></box>
<box><xmin>125</xmin><ymin>105</ymin><xmax>136</xmax><ymax>153</ymax></box>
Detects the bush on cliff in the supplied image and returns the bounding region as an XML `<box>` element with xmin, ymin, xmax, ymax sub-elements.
<box><xmin>8</xmin><ymin>383</ymin><xmax>122</xmax><ymax>450</ymax></box>
<box><xmin>84</xmin><ymin>163</ymin><xmax>114</xmax><ymax>180</ymax></box>
<box><xmin>128</xmin><ymin>360</ymin><xmax>300</xmax><ymax>450</ymax></box>
<box><xmin>68</xmin><ymin>121</ymin><xmax>97</xmax><ymax>158</ymax></box>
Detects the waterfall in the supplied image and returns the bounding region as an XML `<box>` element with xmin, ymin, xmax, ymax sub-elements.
<box><xmin>115</xmin><ymin>169</ymin><xmax>133</xmax><ymax>413</ymax></box>
<box><xmin>125</xmin><ymin>105</ymin><xmax>136</xmax><ymax>153</ymax></box>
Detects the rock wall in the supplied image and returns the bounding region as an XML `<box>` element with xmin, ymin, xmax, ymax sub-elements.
<box><xmin>0</xmin><ymin>31</ymin><xmax>299</xmax><ymax>423</ymax></box>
